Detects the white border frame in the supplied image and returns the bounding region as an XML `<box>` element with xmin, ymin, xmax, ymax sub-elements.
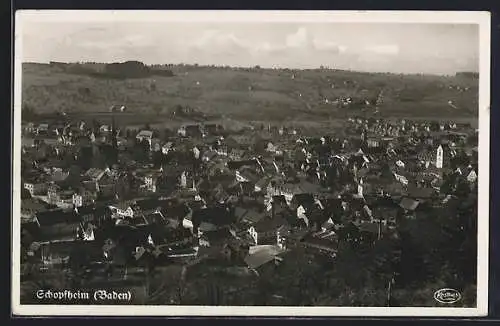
<box><xmin>12</xmin><ymin>10</ymin><xmax>491</xmax><ymax>317</ymax></box>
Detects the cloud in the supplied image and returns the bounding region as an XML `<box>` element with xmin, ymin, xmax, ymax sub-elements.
<box><xmin>252</xmin><ymin>42</ymin><xmax>286</xmax><ymax>55</ymax></box>
<box><xmin>187</xmin><ymin>27</ymin><xmax>346</xmax><ymax>60</ymax></box>
<box><xmin>285</xmin><ymin>27</ymin><xmax>311</xmax><ymax>48</ymax></box>
<box><xmin>312</xmin><ymin>39</ymin><xmax>348</xmax><ymax>54</ymax></box>
<box><xmin>192</xmin><ymin>30</ymin><xmax>249</xmax><ymax>51</ymax></box>
<box><xmin>365</xmin><ymin>44</ymin><xmax>400</xmax><ymax>55</ymax></box>
<box><xmin>288</xmin><ymin>28</ymin><xmax>348</xmax><ymax>54</ymax></box>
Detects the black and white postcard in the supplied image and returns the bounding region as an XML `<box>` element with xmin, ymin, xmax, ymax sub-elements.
<box><xmin>12</xmin><ymin>10</ymin><xmax>491</xmax><ymax>316</ymax></box>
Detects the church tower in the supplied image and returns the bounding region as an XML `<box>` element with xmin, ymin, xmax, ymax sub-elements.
<box><xmin>110</xmin><ymin>114</ymin><xmax>118</xmax><ymax>164</ymax></box>
<box><xmin>436</xmin><ymin>145</ymin><xmax>444</xmax><ymax>169</ymax></box>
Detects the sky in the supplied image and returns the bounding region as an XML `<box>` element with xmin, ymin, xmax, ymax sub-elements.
<box><xmin>19</xmin><ymin>19</ymin><xmax>480</xmax><ymax>75</ymax></box>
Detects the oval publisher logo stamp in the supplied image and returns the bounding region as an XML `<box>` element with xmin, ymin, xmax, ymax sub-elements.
<box><xmin>434</xmin><ymin>288</ymin><xmax>462</xmax><ymax>304</ymax></box>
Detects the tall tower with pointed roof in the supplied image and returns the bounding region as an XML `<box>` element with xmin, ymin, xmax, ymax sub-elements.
<box><xmin>436</xmin><ymin>145</ymin><xmax>444</xmax><ymax>169</ymax></box>
<box><xmin>110</xmin><ymin>113</ymin><xmax>118</xmax><ymax>164</ymax></box>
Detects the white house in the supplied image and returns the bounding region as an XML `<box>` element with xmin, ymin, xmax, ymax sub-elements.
<box><xmin>144</xmin><ymin>175</ymin><xmax>158</xmax><ymax>193</ymax></box>
<box><xmin>467</xmin><ymin>170</ymin><xmax>478</xmax><ymax>183</ymax></box>
<box><xmin>72</xmin><ymin>193</ymin><xmax>83</xmax><ymax>208</ymax></box>
<box><xmin>248</xmin><ymin>226</ymin><xmax>258</xmax><ymax>245</ymax></box>
<box><xmin>108</xmin><ymin>204</ymin><xmax>134</xmax><ymax>218</ymax></box>
<box><xmin>193</xmin><ymin>146</ymin><xmax>201</xmax><ymax>160</ymax></box>
<box><xmin>180</xmin><ymin>171</ymin><xmax>187</xmax><ymax>188</ymax></box>
<box><xmin>357</xmin><ymin>178</ymin><xmax>364</xmax><ymax>197</ymax></box>
<box><xmin>24</xmin><ymin>182</ymin><xmax>47</xmax><ymax>196</ymax></box>
<box><xmin>136</xmin><ymin>130</ymin><xmax>154</xmax><ymax>148</ymax></box>
<box><xmin>396</xmin><ymin>160</ymin><xmax>405</xmax><ymax>168</ymax></box>
<box><xmin>297</xmin><ymin>205</ymin><xmax>309</xmax><ymax>227</ymax></box>
<box><xmin>161</xmin><ymin>142</ymin><xmax>173</xmax><ymax>155</ymax></box>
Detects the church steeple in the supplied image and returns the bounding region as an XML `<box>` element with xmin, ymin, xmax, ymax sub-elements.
<box><xmin>110</xmin><ymin>114</ymin><xmax>118</xmax><ymax>164</ymax></box>
<box><xmin>111</xmin><ymin>114</ymin><xmax>118</xmax><ymax>149</ymax></box>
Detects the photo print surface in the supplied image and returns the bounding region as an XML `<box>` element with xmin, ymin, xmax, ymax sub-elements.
<box><xmin>12</xmin><ymin>10</ymin><xmax>491</xmax><ymax>317</ymax></box>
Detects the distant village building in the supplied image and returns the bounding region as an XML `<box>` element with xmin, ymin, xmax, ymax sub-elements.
<box><xmin>178</xmin><ymin>124</ymin><xmax>203</xmax><ymax>138</ymax></box>
<box><xmin>367</xmin><ymin>137</ymin><xmax>380</xmax><ymax>148</ymax></box>
<box><xmin>193</xmin><ymin>146</ymin><xmax>201</xmax><ymax>160</ymax></box>
<box><xmin>467</xmin><ymin>170</ymin><xmax>478</xmax><ymax>183</ymax></box>
<box><xmin>24</xmin><ymin>181</ymin><xmax>47</xmax><ymax>197</ymax></box>
<box><xmin>136</xmin><ymin>130</ymin><xmax>154</xmax><ymax>148</ymax></box>
<box><xmin>180</xmin><ymin>171</ymin><xmax>187</xmax><ymax>188</ymax></box>
<box><xmin>357</xmin><ymin>178</ymin><xmax>364</xmax><ymax>197</ymax></box>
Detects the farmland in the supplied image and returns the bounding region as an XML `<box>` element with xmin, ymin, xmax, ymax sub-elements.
<box><xmin>21</xmin><ymin>62</ymin><xmax>479</xmax><ymax>127</ymax></box>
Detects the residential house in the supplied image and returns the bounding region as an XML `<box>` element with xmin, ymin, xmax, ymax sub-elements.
<box><xmin>407</xmin><ymin>184</ymin><xmax>437</xmax><ymax>202</ymax></box>
<box><xmin>151</xmin><ymin>139</ymin><xmax>162</xmax><ymax>152</ymax></box>
<box><xmin>234</xmin><ymin>207</ymin><xmax>266</xmax><ymax>225</ymax></box>
<box><xmin>136</xmin><ymin>130</ymin><xmax>154</xmax><ymax>148</ymax></box>
<box><xmin>399</xmin><ymin>197</ymin><xmax>420</xmax><ymax>213</ymax></box>
<box><xmin>134</xmin><ymin>197</ymin><xmax>163</xmax><ymax>216</ymax></box>
<box><xmin>77</xmin><ymin>221</ymin><xmax>97</xmax><ymax>241</ymax></box>
<box><xmin>299</xmin><ymin>233</ymin><xmax>338</xmax><ymax>256</ymax></box>
<box><xmin>99</xmin><ymin>125</ymin><xmax>111</xmax><ymax>133</ymax></box>
<box><xmin>199</xmin><ymin>226</ymin><xmax>238</xmax><ymax>248</ymax></box>
<box><xmin>215</xmin><ymin>145</ymin><xmax>229</xmax><ymax>157</ymax></box>
<box><xmin>56</xmin><ymin>189</ymin><xmax>76</xmax><ymax>209</ymax></box>
<box><xmin>202</xmin><ymin>149</ymin><xmax>218</xmax><ymax>162</ymax></box>
<box><xmin>226</xmin><ymin>135</ymin><xmax>255</xmax><ymax>150</ymax></box>
<box><xmin>36</xmin><ymin>123</ymin><xmax>49</xmax><ymax>135</ymax></box>
<box><xmin>108</xmin><ymin>201</ymin><xmax>135</xmax><ymax>218</ymax></box>
<box><xmin>34</xmin><ymin>209</ymin><xmax>82</xmax><ymax>243</ymax></box>
<box><xmin>178</xmin><ymin>124</ymin><xmax>203</xmax><ymax>138</ymax></box>
<box><xmin>366</xmin><ymin>137</ymin><xmax>381</xmax><ymax>148</ymax></box>
<box><xmin>75</xmin><ymin>204</ymin><xmax>111</xmax><ymax>225</ymax></box>
<box><xmin>72</xmin><ymin>188</ymin><xmax>96</xmax><ymax>208</ymax></box>
<box><xmin>203</xmin><ymin>123</ymin><xmax>222</xmax><ymax>135</ymax></box>
<box><xmin>22</xmin><ymin>136</ymin><xmax>36</xmax><ymax>148</ymax></box>
<box><xmin>47</xmin><ymin>183</ymin><xmax>61</xmax><ymax>205</ymax></box>
<box><xmin>243</xmin><ymin>244</ymin><xmax>286</xmax><ymax>270</ymax></box>
<box><xmin>84</xmin><ymin>168</ymin><xmax>108</xmax><ymax>183</ymax></box>
<box><xmin>161</xmin><ymin>142</ymin><xmax>174</xmax><ymax>155</ymax></box>
<box><xmin>267</xmin><ymin>180</ymin><xmax>323</xmax><ymax>205</ymax></box>
<box><xmin>235</xmin><ymin>168</ymin><xmax>260</xmax><ymax>185</ymax></box>
<box><xmin>141</xmin><ymin>171</ymin><xmax>163</xmax><ymax>193</ymax></box>
<box><xmin>37</xmin><ymin>240</ymin><xmax>104</xmax><ymax>267</ymax></box>
<box><xmin>192</xmin><ymin>205</ymin><xmax>235</xmax><ymax>236</ymax></box>
<box><xmin>229</xmin><ymin>148</ymin><xmax>247</xmax><ymax>161</ymax></box>
<box><xmin>249</xmin><ymin>215</ymin><xmax>290</xmax><ymax>247</ymax></box>
<box><xmin>466</xmin><ymin>169</ymin><xmax>478</xmax><ymax>183</ymax></box>
<box><xmin>23</xmin><ymin>179</ymin><xmax>48</xmax><ymax>197</ymax></box>
<box><xmin>254</xmin><ymin>176</ymin><xmax>272</xmax><ymax>193</ymax></box>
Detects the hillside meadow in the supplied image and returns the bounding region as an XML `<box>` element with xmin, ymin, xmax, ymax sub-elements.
<box><xmin>21</xmin><ymin>63</ymin><xmax>479</xmax><ymax>126</ymax></box>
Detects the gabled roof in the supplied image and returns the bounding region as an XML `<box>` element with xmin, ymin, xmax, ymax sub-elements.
<box><xmin>134</xmin><ymin>198</ymin><xmax>161</xmax><ymax>212</ymax></box>
<box><xmin>35</xmin><ymin>209</ymin><xmax>80</xmax><ymax>227</ymax></box>
<box><xmin>227</xmin><ymin>160</ymin><xmax>257</xmax><ymax>170</ymax></box>
<box><xmin>254</xmin><ymin>215</ymin><xmax>289</xmax><ymax>233</ymax></box>
<box><xmin>300</xmin><ymin>235</ymin><xmax>338</xmax><ymax>252</ymax></box>
<box><xmin>407</xmin><ymin>185</ymin><xmax>435</xmax><ymax>199</ymax></box>
<box><xmin>109</xmin><ymin>201</ymin><xmax>135</xmax><ymax>211</ymax></box>
<box><xmin>244</xmin><ymin>245</ymin><xmax>285</xmax><ymax>269</ymax></box>
<box><xmin>399</xmin><ymin>197</ymin><xmax>420</xmax><ymax>211</ymax></box>
<box><xmin>292</xmin><ymin>193</ymin><xmax>315</xmax><ymax>207</ymax></box>
<box><xmin>193</xmin><ymin>206</ymin><xmax>234</xmax><ymax>227</ymax></box>
<box><xmin>201</xmin><ymin>226</ymin><xmax>237</xmax><ymax>244</ymax></box>
<box><xmin>234</xmin><ymin>207</ymin><xmax>266</xmax><ymax>224</ymax></box>
<box><xmin>143</xmin><ymin>212</ymin><xmax>165</xmax><ymax>225</ymax></box>
<box><xmin>84</xmin><ymin>168</ymin><xmax>106</xmax><ymax>181</ymax></box>
<box><xmin>136</xmin><ymin>130</ymin><xmax>154</xmax><ymax>139</ymax></box>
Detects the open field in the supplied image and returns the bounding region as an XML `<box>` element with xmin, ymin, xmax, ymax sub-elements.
<box><xmin>21</xmin><ymin>63</ymin><xmax>479</xmax><ymax>124</ymax></box>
